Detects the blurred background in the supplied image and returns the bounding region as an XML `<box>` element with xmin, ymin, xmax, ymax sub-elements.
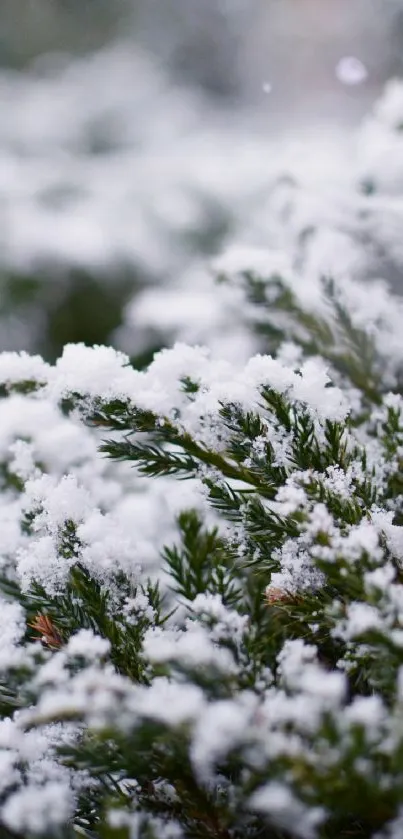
<box><xmin>1</xmin><ymin>0</ymin><xmax>403</xmax><ymax>364</ymax></box>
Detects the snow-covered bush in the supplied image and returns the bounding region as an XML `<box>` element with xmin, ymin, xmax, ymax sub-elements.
<box><xmin>1</xmin><ymin>255</ymin><xmax>403</xmax><ymax>838</ymax></box>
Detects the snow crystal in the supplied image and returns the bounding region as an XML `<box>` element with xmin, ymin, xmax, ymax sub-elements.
<box><xmin>17</xmin><ymin>533</ymin><xmax>70</xmax><ymax>594</ymax></box>
<box><xmin>8</xmin><ymin>440</ymin><xmax>39</xmax><ymax>482</ymax></box>
<box><xmin>191</xmin><ymin>695</ymin><xmax>256</xmax><ymax>779</ymax></box>
<box><xmin>276</xmin><ymin>341</ymin><xmax>303</xmax><ymax>369</ymax></box>
<box><xmin>277</xmin><ymin>639</ymin><xmax>316</xmax><ymax>684</ymax></box>
<box><xmin>250</xmin><ymin>781</ymin><xmax>325</xmax><ymax>839</ymax></box>
<box><xmin>335</xmin><ymin>56</ymin><xmax>368</xmax><ymax>86</ymax></box>
<box><xmin>305</xmin><ymin>503</ymin><xmax>335</xmax><ymax>538</ymax></box>
<box><xmin>0</xmin><ymin>393</ymin><xmax>101</xmax><ymax>479</ymax></box>
<box><xmin>271</xmin><ymin>536</ymin><xmax>326</xmax><ymax>595</ymax></box>
<box><xmin>322</xmin><ymin>465</ymin><xmax>353</xmax><ymax>498</ymax></box>
<box><xmin>2</xmin><ymin>781</ymin><xmax>74</xmax><ymax>835</ymax></box>
<box><xmin>365</xmin><ymin>563</ymin><xmax>396</xmax><ymax>594</ymax></box>
<box><xmin>31</xmin><ymin>664</ymin><xmax>132</xmax><ymax>729</ymax></box>
<box><xmin>122</xmin><ymin>592</ymin><xmax>155</xmax><ymax>623</ymax></box>
<box><xmin>143</xmin><ymin>623</ymin><xmax>236</xmax><ymax>673</ymax></box>
<box><xmin>49</xmin><ymin>343</ymin><xmax>133</xmax><ymax>403</ymax></box>
<box><xmin>278</xmin><ymin>639</ymin><xmax>346</xmax><ymax>707</ymax></box>
<box><xmin>273</xmin><ymin>482</ymin><xmax>307</xmax><ymax>516</ymax></box>
<box><xmin>0</xmin><ymin>752</ymin><xmax>21</xmax><ymax>795</ymax></box>
<box><xmin>190</xmin><ymin>593</ymin><xmax>248</xmax><ymax>645</ymax></box>
<box><xmin>340</xmin><ymin>519</ymin><xmax>383</xmax><ymax>564</ymax></box>
<box><xmin>32</xmin><ymin>652</ymin><xmax>69</xmax><ymax>689</ymax></box>
<box><xmin>77</xmin><ymin>509</ymin><xmax>142</xmax><ymax>582</ymax></box>
<box><xmin>133</xmin><ymin>678</ymin><xmax>205</xmax><ymax>727</ymax></box>
<box><xmin>292</xmin><ymin>359</ymin><xmax>348</xmax><ymax>422</ymax></box>
<box><xmin>66</xmin><ymin>629</ymin><xmax>110</xmax><ymax>661</ymax></box>
<box><xmin>0</xmin><ymin>352</ymin><xmax>49</xmax><ymax>388</ymax></box>
<box><xmin>24</xmin><ymin>474</ymin><xmax>92</xmax><ymax>532</ymax></box>
<box><xmin>0</xmin><ymin>601</ymin><xmax>26</xmax><ymax>669</ymax></box>
<box><xmin>372</xmin><ymin>510</ymin><xmax>403</xmax><ymax>566</ymax></box>
<box><xmin>343</xmin><ymin>695</ymin><xmax>386</xmax><ymax>735</ymax></box>
<box><xmin>336</xmin><ymin>602</ymin><xmax>383</xmax><ymax>641</ymax></box>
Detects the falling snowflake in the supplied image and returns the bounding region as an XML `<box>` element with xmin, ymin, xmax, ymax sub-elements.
<box><xmin>335</xmin><ymin>56</ymin><xmax>368</xmax><ymax>86</ymax></box>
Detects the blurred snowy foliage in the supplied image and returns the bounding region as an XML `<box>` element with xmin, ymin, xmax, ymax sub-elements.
<box><xmin>1</xmin><ymin>42</ymin><xmax>403</xmax><ymax>364</ymax></box>
<box><xmin>1</xmin><ymin>0</ymin><xmax>403</xmax><ymax>363</ymax></box>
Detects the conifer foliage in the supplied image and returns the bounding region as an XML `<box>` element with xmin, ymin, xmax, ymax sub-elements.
<box><xmin>1</xmin><ymin>263</ymin><xmax>403</xmax><ymax>839</ymax></box>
